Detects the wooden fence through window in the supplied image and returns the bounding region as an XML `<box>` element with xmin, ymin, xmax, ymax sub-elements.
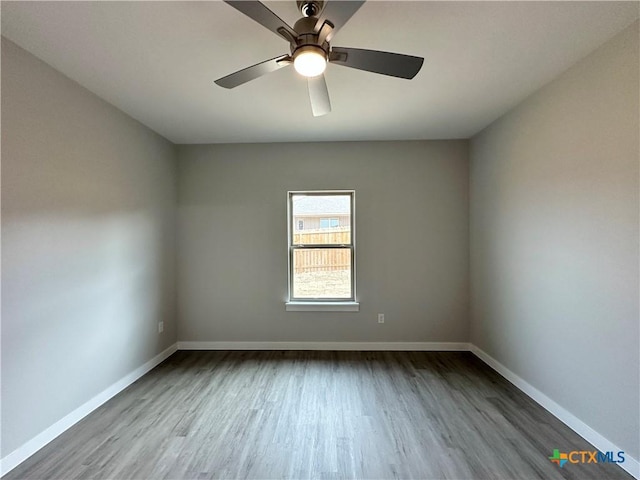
<box><xmin>293</xmin><ymin>228</ymin><xmax>351</xmax><ymax>273</ymax></box>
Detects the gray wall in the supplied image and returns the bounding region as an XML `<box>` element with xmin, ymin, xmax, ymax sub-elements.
<box><xmin>177</xmin><ymin>141</ymin><xmax>469</xmax><ymax>342</ymax></box>
<box><xmin>470</xmin><ymin>21</ymin><xmax>639</xmax><ymax>460</ymax></box>
<box><xmin>1</xmin><ymin>39</ymin><xmax>178</xmax><ymax>457</ymax></box>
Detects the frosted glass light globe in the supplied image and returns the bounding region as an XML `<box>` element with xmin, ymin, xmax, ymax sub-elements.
<box><xmin>293</xmin><ymin>47</ymin><xmax>327</xmax><ymax>77</ymax></box>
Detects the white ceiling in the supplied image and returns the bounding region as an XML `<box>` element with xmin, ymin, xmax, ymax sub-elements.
<box><xmin>1</xmin><ymin>1</ymin><xmax>638</xmax><ymax>144</ymax></box>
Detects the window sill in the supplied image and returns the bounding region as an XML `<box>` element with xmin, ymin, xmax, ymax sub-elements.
<box><xmin>285</xmin><ymin>302</ymin><xmax>360</xmax><ymax>312</ymax></box>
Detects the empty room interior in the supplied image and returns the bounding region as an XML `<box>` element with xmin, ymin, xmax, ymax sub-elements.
<box><xmin>1</xmin><ymin>1</ymin><xmax>639</xmax><ymax>479</ymax></box>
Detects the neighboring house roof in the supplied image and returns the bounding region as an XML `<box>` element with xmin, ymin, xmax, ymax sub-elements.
<box><xmin>292</xmin><ymin>195</ymin><xmax>350</xmax><ymax>215</ymax></box>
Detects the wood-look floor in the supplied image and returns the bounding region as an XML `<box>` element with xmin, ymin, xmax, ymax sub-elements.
<box><xmin>4</xmin><ymin>351</ymin><xmax>633</xmax><ymax>480</ymax></box>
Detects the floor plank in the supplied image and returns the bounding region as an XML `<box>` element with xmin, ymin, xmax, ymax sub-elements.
<box><xmin>3</xmin><ymin>351</ymin><xmax>633</xmax><ymax>480</ymax></box>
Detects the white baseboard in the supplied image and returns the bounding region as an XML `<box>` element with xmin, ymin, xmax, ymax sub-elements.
<box><xmin>0</xmin><ymin>343</ymin><xmax>178</xmax><ymax>477</ymax></box>
<box><xmin>176</xmin><ymin>341</ymin><xmax>471</xmax><ymax>351</ymax></box>
<box><xmin>469</xmin><ymin>344</ymin><xmax>639</xmax><ymax>479</ymax></box>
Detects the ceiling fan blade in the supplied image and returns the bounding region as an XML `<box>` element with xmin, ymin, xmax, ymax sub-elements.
<box><xmin>215</xmin><ymin>54</ymin><xmax>292</xmax><ymax>89</ymax></box>
<box><xmin>308</xmin><ymin>74</ymin><xmax>331</xmax><ymax>117</ymax></box>
<box><xmin>330</xmin><ymin>47</ymin><xmax>424</xmax><ymax>79</ymax></box>
<box><xmin>224</xmin><ymin>1</ymin><xmax>298</xmax><ymax>42</ymax></box>
<box><xmin>314</xmin><ymin>1</ymin><xmax>365</xmax><ymax>44</ymax></box>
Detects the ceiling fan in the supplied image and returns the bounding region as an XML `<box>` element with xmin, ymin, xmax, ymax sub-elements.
<box><xmin>215</xmin><ymin>0</ymin><xmax>424</xmax><ymax>117</ymax></box>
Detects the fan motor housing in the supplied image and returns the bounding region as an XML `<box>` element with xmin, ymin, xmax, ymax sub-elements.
<box><xmin>291</xmin><ymin>17</ymin><xmax>329</xmax><ymax>57</ymax></box>
<box><xmin>293</xmin><ymin>17</ymin><xmax>317</xmax><ymax>35</ymax></box>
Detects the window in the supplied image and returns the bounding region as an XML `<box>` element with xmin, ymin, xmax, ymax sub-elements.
<box><xmin>287</xmin><ymin>191</ymin><xmax>357</xmax><ymax>310</ymax></box>
<box><xmin>319</xmin><ymin>218</ymin><xmax>339</xmax><ymax>229</ymax></box>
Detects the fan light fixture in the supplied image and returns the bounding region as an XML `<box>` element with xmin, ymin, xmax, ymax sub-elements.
<box><xmin>215</xmin><ymin>0</ymin><xmax>425</xmax><ymax>117</ymax></box>
<box><xmin>293</xmin><ymin>46</ymin><xmax>327</xmax><ymax>77</ymax></box>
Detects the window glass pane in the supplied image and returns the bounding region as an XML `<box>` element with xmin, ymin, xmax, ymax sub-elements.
<box><xmin>291</xmin><ymin>194</ymin><xmax>351</xmax><ymax>245</ymax></box>
<box><xmin>292</xmin><ymin>248</ymin><xmax>352</xmax><ymax>299</ymax></box>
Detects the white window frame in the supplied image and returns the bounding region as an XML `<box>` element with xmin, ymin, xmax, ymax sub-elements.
<box><xmin>286</xmin><ymin>190</ymin><xmax>359</xmax><ymax>312</ymax></box>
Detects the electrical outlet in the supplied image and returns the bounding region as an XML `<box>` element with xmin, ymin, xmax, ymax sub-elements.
<box><xmin>378</xmin><ymin>313</ymin><xmax>385</xmax><ymax>324</ymax></box>
<box><xmin>158</xmin><ymin>321</ymin><xmax>164</xmax><ymax>333</ymax></box>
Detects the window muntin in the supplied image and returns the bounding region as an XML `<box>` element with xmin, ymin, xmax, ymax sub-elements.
<box><xmin>288</xmin><ymin>191</ymin><xmax>355</xmax><ymax>302</ymax></box>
